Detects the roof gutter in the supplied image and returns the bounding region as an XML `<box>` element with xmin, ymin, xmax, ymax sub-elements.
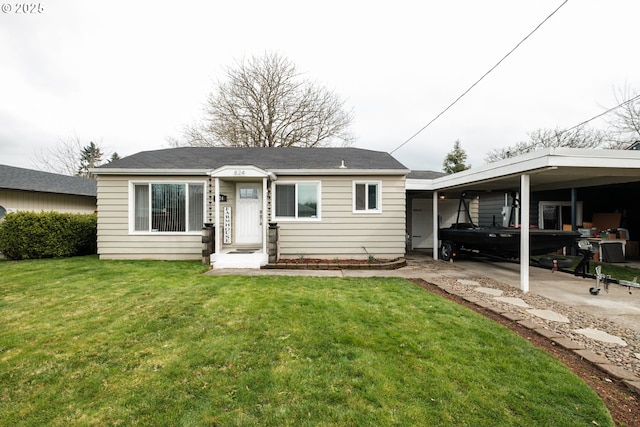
<box><xmin>91</xmin><ymin>168</ymin><xmax>212</xmax><ymax>176</ymax></box>
<box><xmin>269</xmin><ymin>168</ymin><xmax>410</xmax><ymax>176</ymax></box>
<box><xmin>91</xmin><ymin>168</ymin><xmax>410</xmax><ymax>176</ymax></box>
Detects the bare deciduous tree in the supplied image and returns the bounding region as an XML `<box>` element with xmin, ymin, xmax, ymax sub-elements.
<box><xmin>484</xmin><ymin>126</ymin><xmax>612</xmax><ymax>163</ymax></box>
<box><xmin>176</xmin><ymin>53</ymin><xmax>355</xmax><ymax>148</ymax></box>
<box><xmin>33</xmin><ymin>136</ymin><xmax>84</xmax><ymax>176</ymax></box>
<box><xmin>33</xmin><ymin>136</ymin><xmax>119</xmax><ymax>178</ymax></box>
<box><xmin>485</xmin><ymin>86</ymin><xmax>640</xmax><ymax>162</ymax></box>
<box><xmin>605</xmin><ymin>84</ymin><xmax>640</xmax><ymax>147</ymax></box>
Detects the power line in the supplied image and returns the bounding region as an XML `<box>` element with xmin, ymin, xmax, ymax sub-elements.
<box><xmin>390</xmin><ymin>0</ymin><xmax>569</xmax><ymax>155</ymax></box>
<box><xmin>563</xmin><ymin>93</ymin><xmax>640</xmax><ymax>132</ymax></box>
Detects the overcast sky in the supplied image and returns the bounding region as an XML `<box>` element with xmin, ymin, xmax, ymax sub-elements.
<box><xmin>1</xmin><ymin>0</ymin><xmax>638</xmax><ymax>173</ymax></box>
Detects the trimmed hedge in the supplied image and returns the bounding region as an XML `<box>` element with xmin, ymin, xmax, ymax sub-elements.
<box><xmin>0</xmin><ymin>212</ymin><xmax>97</xmax><ymax>260</ymax></box>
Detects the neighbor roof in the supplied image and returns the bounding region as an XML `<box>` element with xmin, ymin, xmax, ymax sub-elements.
<box><xmin>95</xmin><ymin>147</ymin><xmax>408</xmax><ymax>173</ymax></box>
<box><xmin>407</xmin><ymin>170</ymin><xmax>447</xmax><ymax>180</ymax></box>
<box><xmin>0</xmin><ymin>164</ymin><xmax>97</xmax><ymax>197</ymax></box>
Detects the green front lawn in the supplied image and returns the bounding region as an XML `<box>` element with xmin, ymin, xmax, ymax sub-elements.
<box><xmin>0</xmin><ymin>256</ymin><xmax>613</xmax><ymax>426</ymax></box>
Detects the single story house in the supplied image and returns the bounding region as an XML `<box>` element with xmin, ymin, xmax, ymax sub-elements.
<box><xmin>93</xmin><ymin>147</ymin><xmax>409</xmax><ymax>267</ymax></box>
<box><xmin>93</xmin><ymin>146</ymin><xmax>640</xmax><ymax>286</ymax></box>
<box><xmin>0</xmin><ymin>164</ymin><xmax>97</xmax><ymax>220</ymax></box>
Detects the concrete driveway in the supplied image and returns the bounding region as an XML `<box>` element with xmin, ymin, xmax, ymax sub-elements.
<box><xmin>444</xmin><ymin>256</ymin><xmax>640</xmax><ymax>332</ymax></box>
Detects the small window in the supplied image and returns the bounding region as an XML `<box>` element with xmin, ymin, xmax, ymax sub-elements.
<box><xmin>240</xmin><ymin>188</ymin><xmax>259</xmax><ymax>199</ymax></box>
<box><xmin>353</xmin><ymin>182</ymin><xmax>381</xmax><ymax>213</ymax></box>
<box><xmin>0</xmin><ymin>205</ymin><xmax>6</xmax><ymax>221</ymax></box>
<box><xmin>274</xmin><ymin>182</ymin><xmax>320</xmax><ymax>220</ymax></box>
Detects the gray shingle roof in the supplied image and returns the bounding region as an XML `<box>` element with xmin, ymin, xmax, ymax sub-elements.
<box><xmin>407</xmin><ymin>170</ymin><xmax>447</xmax><ymax>179</ymax></box>
<box><xmin>96</xmin><ymin>147</ymin><xmax>408</xmax><ymax>172</ymax></box>
<box><xmin>0</xmin><ymin>164</ymin><xmax>97</xmax><ymax>197</ymax></box>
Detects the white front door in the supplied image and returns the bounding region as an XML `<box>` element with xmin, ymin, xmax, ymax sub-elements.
<box><xmin>235</xmin><ymin>183</ymin><xmax>262</xmax><ymax>245</ymax></box>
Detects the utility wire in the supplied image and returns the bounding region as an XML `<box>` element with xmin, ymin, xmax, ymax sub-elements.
<box><xmin>390</xmin><ymin>0</ymin><xmax>569</xmax><ymax>155</ymax></box>
<box><xmin>563</xmin><ymin>93</ymin><xmax>640</xmax><ymax>132</ymax></box>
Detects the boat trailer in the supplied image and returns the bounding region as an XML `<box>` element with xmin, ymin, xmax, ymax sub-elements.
<box><xmin>545</xmin><ymin>239</ymin><xmax>640</xmax><ymax>295</ymax></box>
<box><xmin>589</xmin><ymin>266</ymin><xmax>640</xmax><ymax>295</ymax></box>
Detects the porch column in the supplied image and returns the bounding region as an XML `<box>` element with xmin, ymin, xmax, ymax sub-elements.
<box><xmin>214</xmin><ymin>177</ymin><xmax>220</xmax><ymax>258</ymax></box>
<box><xmin>433</xmin><ymin>191</ymin><xmax>439</xmax><ymax>260</ymax></box>
<box><xmin>262</xmin><ymin>177</ymin><xmax>268</xmax><ymax>255</ymax></box>
<box><xmin>520</xmin><ymin>174</ymin><xmax>530</xmax><ymax>293</ymax></box>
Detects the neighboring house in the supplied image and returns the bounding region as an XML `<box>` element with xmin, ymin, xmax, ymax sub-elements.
<box><xmin>627</xmin><ymin>141</ymin><xmax>640</xmax><ymax>151</ymax></box>
<box><xmin>0</xmin><ymin>164</ymin><xmax>97</xmax><ymax>220</ymax></box>
<box><xmin>93</xmin><ymin>147</ymin><xmax>409</xmax><ymax>267</ymax></box>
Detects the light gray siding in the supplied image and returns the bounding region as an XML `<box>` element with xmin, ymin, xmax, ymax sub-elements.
<box><xmin>97</xmin><ymin>173</ymin><xmax>407</xmax><ymax>261</ymax></box>
<box><xmin>97</xmin><ymin>175</ymin><xmax>204</xmax><ymax>260</ymax></box>
<box><xmin>275</xmin><ymin>175</ymin><xmax>406</xmax><ymax>260</ymax></box>
<box><xmin>478</xmin><ymin>192</ymin><xmax>508</xmax><ymax>227</ymax></box>
<box><xmin>479</xmin><ymin>191</ymin><xmax>551</xmax><ymax>228</ymax></box>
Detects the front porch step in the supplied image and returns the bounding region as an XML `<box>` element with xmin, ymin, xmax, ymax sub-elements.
<box><xmin>212</xmin><ymin>252</ymin><xmax>267</xmax><ymax>269</ymax></box>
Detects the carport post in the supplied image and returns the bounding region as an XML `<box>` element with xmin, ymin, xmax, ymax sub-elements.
<box><xmin>520</xmin><ymin>174</ymin><xmax>530</xmax><ymax>293</ymax></box>
<box><xmin>433</xmin><ymin>191</ymin><xmax>439</xmax><ymax>260</ymax></box>
<box><xmin>571</xmin><ymin>187</ymin><xmax>577</xmax><ymax>229</ymax></box>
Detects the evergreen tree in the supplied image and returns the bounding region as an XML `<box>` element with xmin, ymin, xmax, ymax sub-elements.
<box><xmin>443</xmin><ymin>140</ymin><xmax>471</xmax><ymax>174</ymax></box>
<box><xmin>77</xmin><ymin>142</ymin><xmax>104</xmax><ymax>179</ymax></box>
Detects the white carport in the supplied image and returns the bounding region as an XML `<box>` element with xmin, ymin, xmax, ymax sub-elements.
<box><xmin>421</xmin><ymin>148</ymin><xmax>640</xmax><ymax>293</ymax></box>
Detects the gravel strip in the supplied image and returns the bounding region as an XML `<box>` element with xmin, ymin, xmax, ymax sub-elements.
<box><xmin>429</xmin><ymin>274</ymin><xmax>640</xmax><ymax>377</ymax></box>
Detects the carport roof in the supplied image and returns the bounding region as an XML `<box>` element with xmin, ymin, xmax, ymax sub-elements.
<box><xmin>407</xmin><ymin>148</ymin><xmax>640</xmax><ymax>192</ymax></box>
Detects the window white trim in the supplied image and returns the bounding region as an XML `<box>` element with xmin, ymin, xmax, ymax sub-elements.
<box><xmin>352</xmin><ymin>181</ymin><xmax>382</xmax><ymax>213</ymax></box>
<box><xmin>271</xmin><ymin>180</ymin><xmax>322</xmax><ymax>222</ymax></box>
<box><xmin>128</xmin><ymin>179</ymin><xmax>207</xmax><ymax>235</ymax></box>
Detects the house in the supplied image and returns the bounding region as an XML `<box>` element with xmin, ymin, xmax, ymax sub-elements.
<box><xmin>0</xmin><ymin>164</ymin><xmax>97</xmax><ymax>220</ymax></box>
<box><xmin>627</xmin><ymin>141</ymin><xmax>640</xmax><ymax>151</ymax></box>
<box><xmin>93</xmin><ymin>147</ymin><xmax>410</xmax><ymax>267</ymax></box>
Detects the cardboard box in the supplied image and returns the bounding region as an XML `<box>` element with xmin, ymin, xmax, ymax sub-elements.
<box><xmin>592</xmin><ymin>213</ymin><xmax>622</xmax><ymax>231</ymax></box>
<box><xmin>608</xmin><ymin>233</ymin><xmax>618</xmax><ymax>240</ymax></box>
